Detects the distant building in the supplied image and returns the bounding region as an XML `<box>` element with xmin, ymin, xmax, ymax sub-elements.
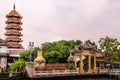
<box><xmin>0</xmin><ymin>38</ymin><xmax>9</xmax><ymax>69</ymax></box>
<box><xmin>3</xmin><ymin>4</ymin><xmax>25</xmax><ymax>67</ymax></box>
<box><xmin>0</xmin><ymin>38</ymin><xmax>24</xmax><ymax>69</ymax></box>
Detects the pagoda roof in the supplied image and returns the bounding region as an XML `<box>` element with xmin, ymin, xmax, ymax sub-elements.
<box><xmin>6</xmin><ymin>37</ymin><xmax>23</xmax><ymax>42</ymax></box>
<box><xmin>5</xmin><ymin>31</ymin><xmax>22</xmax><ymax>36</ymax></box>
<box><xmin>5</xmin><ymin>25</ymin><xmax>22</xmax><ymax>31</ymax></box>
<box><xmin>6</xmin><ymin>9</ymin><xmax>22</xmax><ymax>18</ymax></box>
<box><xmin>8</xmin><ymin>43</ymin><xmax>23</xmax><ymax>49</ymax></box>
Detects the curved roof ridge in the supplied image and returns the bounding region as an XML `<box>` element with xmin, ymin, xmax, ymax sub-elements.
<box><xmin>6</xmin><ymin>9</ymin><xmax>21</xmax><ymax>17</ymax></box>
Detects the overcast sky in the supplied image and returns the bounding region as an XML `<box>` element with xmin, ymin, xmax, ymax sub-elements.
<box><xmin>0</xmin><ymin>0</ymin><xmax>120</xmax><ymax>48</ymax></box>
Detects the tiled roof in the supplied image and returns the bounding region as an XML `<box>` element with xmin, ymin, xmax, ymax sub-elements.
<box><xmin>6</xmin><ymin>9</ymin><xmax>22</xmax><ymax>18</ymax></box>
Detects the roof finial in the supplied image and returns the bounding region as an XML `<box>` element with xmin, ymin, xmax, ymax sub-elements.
<box><xmin>13</xmin><ymin>1</ymin><xmax>15</xmax><ymax>10</ymax></box>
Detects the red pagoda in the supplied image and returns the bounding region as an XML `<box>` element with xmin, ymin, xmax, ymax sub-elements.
<box><xmin>5</xmin><ymin>4</ymin><xmax>23</xmax><ymax>49</ymax></box>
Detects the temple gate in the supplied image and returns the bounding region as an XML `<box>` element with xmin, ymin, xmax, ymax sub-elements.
<box><xmin>69</xmin><ymin>44</ymin><xmax>98</xmax><ymax>73</ymax></box>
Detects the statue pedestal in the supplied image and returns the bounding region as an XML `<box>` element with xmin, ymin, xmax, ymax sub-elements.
<box><xmin>79</xmin><ymin>69</ymin><xmax>84</xmax><ymax>73</ymax></box>
<box><xmin>93</xmin><ymin>68</ymin><xmax>98</xmax><ymax>73</ymax></box>
<box><xmin>88</xmin><ymin>69</ymin><xmax>92</xmax><ymax>73</ymax></box>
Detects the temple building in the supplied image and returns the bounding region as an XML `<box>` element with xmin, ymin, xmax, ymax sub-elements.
<box><xmin>5</xmin><ymin>4</ymin><xmax>23</xmax><ymax>49</ymax></box>
<box><xmin>67</xmin><ymin>43</ymin><xmax>120</xmax><ymax>73</ymax></box>
<box><xmin>68</xmin><ymin>44</ymin><xmax>99</xmax><ymax>73</ymax></box>
<box><xmin>1</xmin><ymin>4</ymin><xmax>25</xmax><ymax>68</ymax></box>
<box><xmin>0</xmin><ymin>38</ymin><xmax>8</xmax><ymax>69</ymax></box>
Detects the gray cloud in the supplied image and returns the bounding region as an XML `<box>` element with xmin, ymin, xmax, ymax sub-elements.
<box><xmin>0</xmin><ymin>0</ymin><xmax>120</xmax><ymax>48</ymax></box>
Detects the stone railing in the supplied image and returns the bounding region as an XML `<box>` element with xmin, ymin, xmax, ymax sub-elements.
<box><xmin>99</xmin><ymin>69</ymin><xmax>120</xmax><ymax>75</ymax></box>
<box><xmin>45</xmin><ymin>63</ymin><xmax>67</xmax><ymax>71</ymax></box>
<box><xmin>109</xmin><ymin>69</ymin><xmax>120</xmax><ymax>75</ymax></box>
<box><xmin>34</xmin><ymin>69</ymin><xmax>79</xmax><ymax>77</ymax></box>
<box><xmin>9</xmin><ymin>72</ymin><xmax>23</xmax><ymax>77</ymax></box>
<box><xmin>99</xmin><ymin>69</ymin><xmax>108</xmax><ymax>73</ymax></box>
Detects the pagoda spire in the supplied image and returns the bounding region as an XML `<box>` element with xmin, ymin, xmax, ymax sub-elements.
<box><xmin>13</xmin><ymin>2</ymin><xmax>15</xmax><ymax>10</ymax></box>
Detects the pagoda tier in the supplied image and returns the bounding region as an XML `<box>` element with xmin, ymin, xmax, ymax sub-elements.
<box><xmin>5</xmin><ymin>30</ymin><xmax>23</xmax><ymax>36</ymax></box>
<box><xmin>6</xmin><ymin>9</ymin><xmax>22</xmax><ymax>19</ymax></box>
<box><xmin>6</xmin><ymin>18</ymin><xmax>22</xmax><ymax>24</ymax></box>
<box><xmin>5</xmin><ymin>25</ymin><xmax>22</xmax><ymax>31</ymax></box>
<box><xmin>5</xmin><ymin>6</ymin><xmax>23</xmax><ymax>49</ymax></box>
<box><xmin>7</xmin><ymin>42</ymin><xmax>23</xmax><ymax>48</ymax></box>
<box><xmin>6</xmin><ymin>36</ymin><xmax>23</xmax><ymax>42</ymax></box>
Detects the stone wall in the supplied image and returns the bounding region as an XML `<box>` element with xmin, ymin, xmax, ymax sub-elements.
<box><xmin>45</xmin><ymin>63</ymin><xmax>67</xmax><ymax>71</ymax></box>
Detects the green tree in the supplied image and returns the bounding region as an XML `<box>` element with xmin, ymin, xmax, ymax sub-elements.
<box><xmin>60</xmin><ymin>46</ymin><xmax>69</xmax><ymax>62</ymax></box>
<box><xmin>41</xmin><ymin>42</ymin><xmax>53</xmax><ymax>54</ymax></box>
<box><xmin>44</xmin><ymin>51</ymin><xmax>62</xmax><ymax>63</ymax></box>
<box><xmin>9</xmin><ymin>59</ymin><xmax>25</xmax><ymax>72</ymax></box>
<box><xmin>20</xmin><ymin>47</ymin><xmax>40</xmax><ymax>61</ymax></box>
<box><xmin>20</xmin><ymin>50</ymin><xmax>31</xmax><ymax>61</ymax></box>
<box><xmin>67</xmin><ymin>63</ymin><xmax>75</xmax><ymax>70</ymax></box>
<box><xmin>41</xmin><ymin>40</ymin><xmax>83</xmax><ymax>63</ymax></box>
<box><xmin>99</xmin><ymin>36</ymin><xmax>120</xmax><ymax>62</ymax></box>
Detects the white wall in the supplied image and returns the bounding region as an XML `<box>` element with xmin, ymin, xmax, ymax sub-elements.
<box><xmin>0</xmin><ymin>46</ymin><xmax>8</xmax><ymax>53</ymax></box>
<box><xmin>0</xmin><ymin>45</ymin><xmax>8</xmax><ymax>69</ymax></box>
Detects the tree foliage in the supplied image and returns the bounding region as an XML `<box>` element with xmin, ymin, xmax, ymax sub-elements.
<box><xmin>67</xmin><ymin>63</ymin><xmax>75</xmax><ymax>70</ymax></box>
<box><xmin>41</xmin><ymin>40</ymin><xmax>82</xmax><ymax>63</ymax></box>
<box><xmin>44</xmin><ymin>51</ymin><xmax>62</xmax><ymax>63</ymax></box>
<box><xmin>19</xmin><ymin>40</ymin><xmax>97</xmax><ymax>64</ymax></box>
<box><xmin>99</xmin><ymin>36</ymin><xmax>120</xmax><ymax>62</ymax></box>
<box><xmin>9</xmin><ymin>59</ymin><xmax>25</xmax><ymax>72</ymax></box>
<box><xmin>20</xmin><ymin>47</ymin><xmax>40</xmax><ymax>61</ymax></box>
<box><xmin>9</xmin><ymin>47</ymin><xmax>40</xmax><ymax>72</ymax></box>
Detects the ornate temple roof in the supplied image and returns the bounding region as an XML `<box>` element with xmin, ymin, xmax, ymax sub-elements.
<box><xmin>6</xmin><ymin>9</ymin><xmax>22</xmax><ymax>18</ymax></box>
<box><xmin>71</xmin><ymin>44</ymin><xmax>98</xmax><ymax>53</ymax></box>
<box><xmin>6</xmin><ymin>3</ymin><xmax>22</xmax><ymax>18</ymax></box>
